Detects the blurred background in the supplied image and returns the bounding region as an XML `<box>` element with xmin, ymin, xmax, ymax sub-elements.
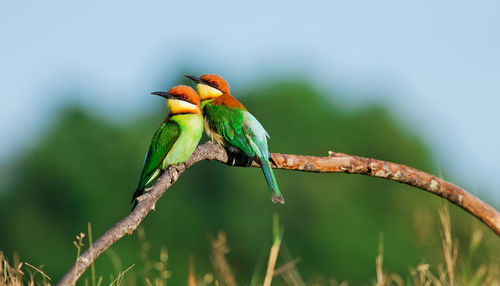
<box><xmin>1</xmin><ymin>1</ymin><xmax>499</xmax><ymax>285</ymax></box>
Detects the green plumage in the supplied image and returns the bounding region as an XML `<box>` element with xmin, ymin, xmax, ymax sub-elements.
<box><xmin>203</xmin><ymin>100</ymin><xmax>284</xmax><ymax>203</ymax></box>
<box><xmin>202</xmin><ymin>101</ymin><xmax>253</xmax><ymax>155</ymax></box>
<box><xmin>132</xmin><ymin>113</ymin><xmax>203</xmax><ymax>207</ymax></box>
<box><xmin>137</xmin><ymin>120</ymin><xmax>179</xmax><ymax>191</ymax></box>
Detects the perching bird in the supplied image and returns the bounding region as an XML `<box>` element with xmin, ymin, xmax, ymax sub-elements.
<box><xmin>131</xmin><ymin>85</ymin><xmax>204</xmax><ymax>207</ymax></box>
<box><xmin>185</xmin><ymin>74</ymin><xmax>284</xmax><ymax>204</ymax></box>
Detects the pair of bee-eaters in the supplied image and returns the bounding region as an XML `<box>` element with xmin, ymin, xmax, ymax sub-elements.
<box><xmin>131</xmin><ymin>74</ymin><xmax>284</xmax><ymax>208</ymax></box>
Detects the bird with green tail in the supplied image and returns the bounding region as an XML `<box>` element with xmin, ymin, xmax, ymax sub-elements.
<box><xmin>131</xmin><ymin>85</ymin><xmax>204</xmax><ymax>208</ymax></box>
<box><xmin>185</xmin><ymin>74</ymin><xmax>284</xmax><ymax>204</ymax></box>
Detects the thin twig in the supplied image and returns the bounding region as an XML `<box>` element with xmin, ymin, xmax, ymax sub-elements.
<box><xmin>57</xmin><ymin>142</ymin><xmax>500</xmax><ymax>285</ymax></box>
<box><xmin>24</xmin><ymin>262</ymin><xmax>52</xmax><ymax>281</ymax></box>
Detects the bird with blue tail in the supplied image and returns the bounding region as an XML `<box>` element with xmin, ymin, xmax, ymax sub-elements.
<box><xmin>185</xmin><ymin>74</ymin><xmax>284</xmax><ymax>204</ymax></box>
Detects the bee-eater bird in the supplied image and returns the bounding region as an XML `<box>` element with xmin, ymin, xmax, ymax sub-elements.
<box><xmin>131</xmin><ymin>85</ymin><xmax>204</xmax><ymax>207</ymax></box>
<box><xmin>185</xmin><ymin>74</ymin><xmax>284</xmax><ymax>204</ymax></box>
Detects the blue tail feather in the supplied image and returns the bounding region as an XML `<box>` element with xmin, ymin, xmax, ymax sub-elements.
<box><xmin>242</xmin><ymin>111</ymin><xmax>284</xmax><ymax>204</ymax></box>
<box><xmin>259</xmin><ymin>155</ymin><xmax>284</xmax><ymax>204</ymax></box>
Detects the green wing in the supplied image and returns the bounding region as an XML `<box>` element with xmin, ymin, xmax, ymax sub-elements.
<box><xmin>132</xmin><ymin>118</ymin><xmax>180</xmax><ymax>204</ymax></box>
<box><xmin>204</xmin><ymin>103</ymin><xmax>254</xmax><ymax>156</ymax></box>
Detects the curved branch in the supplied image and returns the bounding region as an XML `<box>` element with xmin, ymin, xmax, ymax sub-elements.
<box><xmin>57</xmin><ymin>142</ymin><xmax>500</xmax><ymax>285</ymax></box>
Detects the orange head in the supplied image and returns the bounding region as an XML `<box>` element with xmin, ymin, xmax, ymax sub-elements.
<box><xmin>151</xmin><ymin>85</ymin><xmax>201</xmax><ymax>115</ymax></box>
<box><xmin>184</xmin><ymin>74</ymin><xmax>230</xmax><ymax>100</ymax></box>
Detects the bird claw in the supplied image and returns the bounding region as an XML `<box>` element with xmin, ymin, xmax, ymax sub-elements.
<box><xmin>225</xmin><ymin>147</ymin><xmax>253</xmax><ymax>167</ymax></box>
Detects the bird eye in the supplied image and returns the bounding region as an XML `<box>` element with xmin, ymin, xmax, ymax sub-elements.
<box><xmin>180</xmin><ymin>94</ymin><xmax>187</xmax><ymax>100</ymax></box>
<box><xmin>210</xmin><ymin>81</ymin><xmax>217</xmax><ymax>87</ymax></box>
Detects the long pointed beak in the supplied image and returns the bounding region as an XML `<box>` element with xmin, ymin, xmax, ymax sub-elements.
<box><xmin>184</xmin><ymin>75</ymin><xmax>202</xmax><ymax>84</ymax></box>
<box><xmin>151</xmin><ymin>91</ymin><xmax>174</xmax><ymax>99</ymax></box>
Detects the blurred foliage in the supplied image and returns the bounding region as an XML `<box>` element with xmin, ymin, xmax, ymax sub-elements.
<box><xmin>0</xmin><ymin>78</ymin><xmax>499</xmax><ymax>285</ymax></box>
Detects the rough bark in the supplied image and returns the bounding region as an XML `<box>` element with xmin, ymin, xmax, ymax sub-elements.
<box><xmin>57</xmin><ymin>142</ymin><xmax>500</xmax><ymax>285</ymax></box>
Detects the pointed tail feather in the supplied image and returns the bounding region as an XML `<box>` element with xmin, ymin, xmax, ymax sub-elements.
<box><xmin>259</xmin><ymin>156</ymin><xmax>284</xmax><ymax>204</ymax></box>
<box><xmin>130</xmin><ymin>187</ymin><xmax>144</xmax><ymax>210</ymax></box>
<box><xmin>131</xmin><ymin>169</ymin><xmax>161</xmax><ymax>210</ymax></box>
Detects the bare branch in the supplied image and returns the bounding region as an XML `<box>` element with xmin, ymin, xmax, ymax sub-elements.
<box><xmin>57</xmin><ymin>142</ymin><xmax>500</xmax><ymax>285</ymax></box>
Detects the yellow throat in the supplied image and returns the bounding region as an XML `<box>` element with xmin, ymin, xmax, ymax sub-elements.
<box><xmin>196</xmin><ymin>83</ymin><xmax>223</xmax><ymax>100</ymax></box>
<box><xmin>167</xmin><ymin>99</ymin><xmax>200</xmax><ymax>114</ymax></box>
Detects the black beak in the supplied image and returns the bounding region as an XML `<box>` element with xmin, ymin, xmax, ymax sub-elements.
<box><xmin>151</xmin><ymin>91</ymin><xmax>174</xmax><ymax>99</ymax></box>
<box><xmin>184</xmin><ymin>75</ymin><xmax>203</xmax><ymax>84</ymax></box>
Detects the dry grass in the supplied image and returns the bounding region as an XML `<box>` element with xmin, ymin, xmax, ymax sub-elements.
<box><xmin>375</xmin><ymin>206</ymin><xmax>500</xmax><ymax>286</ymax></box>
<box><xmin>193</xmin><ymin>206</ymin><xmax>500</xmax><ymax>286</ymax></box>
<box><xmin>0</xmin><ymin>252</ymin><xmax>51</xmax><ymax>286</ymax></box>
<box><xmin>1</xmin><ymin>207</ymin><xmax>499</xmax><ymax>285</ymax></box>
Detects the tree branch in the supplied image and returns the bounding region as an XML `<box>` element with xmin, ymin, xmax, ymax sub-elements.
<box><xmin>57</xmin><ymin>142</ymin><xmax>500</xmax><ymax>285</ymax></box>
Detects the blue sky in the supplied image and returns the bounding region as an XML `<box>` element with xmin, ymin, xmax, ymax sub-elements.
<box><xmin>1</xmin><ymin>1</ymin><xmax>499</xmax><ymax>202</ymax></box>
